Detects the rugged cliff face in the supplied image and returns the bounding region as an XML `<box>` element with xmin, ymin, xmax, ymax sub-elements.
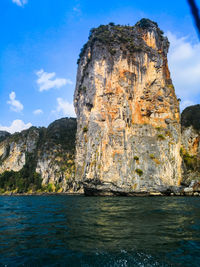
<box><xmin>74</xmin><ymin>19</ymin><xmax>182</xmax><ymax>195</ymax></box>
<box><xmin>0</xmin><ymin>131</ymin><xmax>10</xmax><ymax>142</ymax></box>
<box><xmin>0</xmin><ymin>118</ymin><xmax>80</xmax><ymax>194</ymax></box>
<box><xmin>4</xmin><ymin>19</ymin><xmax>196</xmax><ymax>196</ymax></box>
<box><xmin>181</xmin><ymin>105</ymin><xmax>200</xmax><ymax>186</ymax></box>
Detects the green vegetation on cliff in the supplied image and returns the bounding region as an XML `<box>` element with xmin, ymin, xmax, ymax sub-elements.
<box><xmin>77</xmin><ymin>18</ymin><xmax>164</xmax><ymax>64</ymax></box>
<box><xmin>0</xmin><ymin>117</ymin><xmax>77</xmax><ymax>194</ymax></box>
<box><xmin>0</xmin><ymin>152</ymin><xmax>42</xmax><ymax>193</ymax></box>
<box><xmin>180</xmin><ymin>147</ymin><xmax>199</xmax><ymax>171</ymax></box>
<box><xmin>45</xmin><ymin>117</ymin><xmax>76</xmax><ymax>151</ymax></box>
<box><xmin>0</xmin><ymin>131</ymin><xmax>10</xmax><ymax>142</ymax></box>
<box><xmin>181</xmin><ymin>105</ymin><xmax>200</xmax><ymax>185</ymax></box>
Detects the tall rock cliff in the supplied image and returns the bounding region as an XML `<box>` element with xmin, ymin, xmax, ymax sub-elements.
<box><xmin>74</xmin><ymin>19</ymin><xmax>182</xmax><ymax>195</ymax></box>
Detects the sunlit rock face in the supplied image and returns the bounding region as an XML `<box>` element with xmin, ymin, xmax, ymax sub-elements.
<box><xmin>0</xmin><ymin>128</ymin><xmax>39</xmax><ymax>173</ymax></box>
<box><xmin>74</xmin><ymin>19</ymin><xmax>182</xmax><ymax>195</ymax></box>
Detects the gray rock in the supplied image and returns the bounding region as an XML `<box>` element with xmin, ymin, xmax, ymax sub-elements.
<box><xmin>74</xmin><ymin>19</ymin><xmax>182</xmax><ymax>196</ymax></box>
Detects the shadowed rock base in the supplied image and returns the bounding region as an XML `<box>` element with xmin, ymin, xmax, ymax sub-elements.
<box><xmin>83</xmin><ymin>180</ymin><xmax>195</xmax><ymax>196</ymax></box>
<box><xmin>83</xmin><ymin>179</ymin><xmax>200</xmax><ymax>196</ymax></box>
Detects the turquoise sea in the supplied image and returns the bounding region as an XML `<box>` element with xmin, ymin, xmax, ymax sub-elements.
<box><xmin>0</xmin><ymin>195</ymin><xmax>200</xmax><ymax>266</ymax></box>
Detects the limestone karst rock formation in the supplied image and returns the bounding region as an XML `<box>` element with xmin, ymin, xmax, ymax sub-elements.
<box><xmin>0</xmin><ymin>118</ymin><xmax>79</xmax><ymax>193</ymax></box>
<box><xmin>181</xmin><ymin>105</ymin><xmax>200</xmax><ymax>186</ymax></box>
<box><xmin>74</xmin><ymin>19</ymin><xmax>182</xmax><ymax>195</ymax></box>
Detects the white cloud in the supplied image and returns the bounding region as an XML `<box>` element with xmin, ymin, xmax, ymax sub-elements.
<box><xmin>12</xmin><ymin>0</ymin><xmax>27</xmax><ymax>7</ymax></box>
<box><xmin>36</xmin><ymin>69</ymin><xmax>72</xmax><ymax>92</ymax></box>
<box><xmin>7</xmin><ymin>91</ymin><xmax>23</xmax><ymax>112</ymax></box>
<box><xmin>55</xmin><ymin>98</ymin><xmax>76</xmax><ymax>117</ymax></box>
<box><xmin>33</xmin><ymin>109</ymin><xmax>43</xmax><ymax>115</ymax></box>
<box><xmin>167</xmin><ymin>32</ymin><xmax>200</xmax><ymax>110</ymax></box>
<box><xmin>0</xmin><ymin>120</ymin><xmax>32</xmax><ymax>134</ymax></box>
<box><xmin>73</xmin><ymin>4</ymin><xmax>81</xmax><ymax>14</ymax></box>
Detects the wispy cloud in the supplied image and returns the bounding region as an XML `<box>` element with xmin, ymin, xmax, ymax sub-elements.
<box><xmin>167</xmin><ymin>32</ymin><xmax>200</xmax><ymax>110</ymax></box>
<box><xmin>0</xmin><ymin>120</ymin><xmax>32</xmax><ymax>134</ymax></box>
<box><xmin>73</xmin><ymin>4</ymin><xmax>81</xmax><ymax>15</ymax></box>
<box><xmin>36</xmin><ymin>69</ymin><xmax>72</xmax><ymax>92</ymax></box>
<box><xmin>33</xmin><ymin>109</ymin><xmax>43</xmax><ymax>115</ymax></box>
<box><xmin>7</xmin><ymin>91</ymin><xmax>23</xmax><ymax>112</ymax></box>
<box><xmin>12</xmin><ymin>0</ymin><xmax>27</xmax><ymax>7</ymax></box>
<box><xmin>53</xmin><ymin>98</ymin><xmax>76</xmax><ymax>117</ymax></box>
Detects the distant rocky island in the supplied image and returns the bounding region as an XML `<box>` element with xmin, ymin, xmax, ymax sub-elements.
<box><xmin>0</xmin><ymin>118</ymin><xmax>78</xmax><ymax>194</ymax></box>
<box><xmin>1</xmin><ymin>19</ymin><xmax>200</xmax><ymax>196</ymax></box>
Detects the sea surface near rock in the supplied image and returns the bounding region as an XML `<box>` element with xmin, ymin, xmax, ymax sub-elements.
<box><xmin>0</xmin><ymin>195</ymin><xmax>200</xmax><ymax>266</ymax></box>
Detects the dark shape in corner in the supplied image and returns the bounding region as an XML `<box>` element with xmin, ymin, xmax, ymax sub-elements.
<box><xmin>187</xmin><ymin>0</ymin><xmax>200</xmax><ymax>39</ymax></box>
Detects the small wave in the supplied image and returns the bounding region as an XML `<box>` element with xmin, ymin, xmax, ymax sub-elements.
<box><xmin>80</xmin><ymin>250</ymin><xmax>169</xmax><ymax>267</ymax></box>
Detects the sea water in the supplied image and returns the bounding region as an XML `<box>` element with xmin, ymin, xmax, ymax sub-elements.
<box><xmin>0</xmin><ymin>195</ymin><xmax>200</xmax><ymax>266</ymax></box>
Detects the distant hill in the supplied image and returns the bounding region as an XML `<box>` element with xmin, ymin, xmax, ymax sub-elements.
<box><xmin>0</xmin><ymin>117</ymin><xmax>81</xmax><ymax>194</ymax></box>
<box><xmin>0</xmin><ymin>131</ymin><xmax>10</xmax><ymax>142</ymax></box>
<box><xmin>181</xmin><ymin>104</ymin><xmax>200</xmax><ymax>130</ymax></box>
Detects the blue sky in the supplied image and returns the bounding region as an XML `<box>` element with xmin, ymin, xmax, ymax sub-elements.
<box><xmin>0</xmin><ymin>0</ymin><xmax>200</xmax><ymax>133</ymax></box>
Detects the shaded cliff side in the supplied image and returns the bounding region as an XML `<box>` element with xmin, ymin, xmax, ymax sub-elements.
<box><xmin>181</xmin><ymin>105</ymin><xmax>200</xmax><ymax>188</ymax></box>
<box><xmin>0</xmin><ymin>118</ymin><xmax>81</xmax><ymax>194</ymax></box>
<box><xmin>74</xmin><ymin>19</ymin><xmax>182</xmax><ymax>195</ymax></box>
<box><xmin>0</xmin><ymin>131</ymin><xmax>10</xmax><ymax>142</ymax></box>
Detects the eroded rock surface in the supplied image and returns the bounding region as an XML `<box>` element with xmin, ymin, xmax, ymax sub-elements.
<box><xmin>74</xmin><ymin>19</ymin><xmax>182</xmax><ymax>195</ymax></box>
<box><xmin>0</xmin><ymin>128</ymin><xmax>39</xmax><ymax>173</ymax></box>
<box><xmin>0</xmin><ymin>118</ymin><xmax>81</xmax><ymax>193</ymax></box>
<box><xmin>181</xmin><ymin>105</ymin><xmax>200</xmax><ymax>186</ymax></box>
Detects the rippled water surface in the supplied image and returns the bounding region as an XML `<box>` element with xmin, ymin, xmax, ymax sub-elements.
<box><xmin>0</xmin><ymin>196</ymin><xmax>200</xmax><ymax>266</ymax></box>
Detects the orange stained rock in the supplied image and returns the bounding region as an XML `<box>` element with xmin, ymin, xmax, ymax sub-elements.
<box><xmin>112</xmin><ymin>150</ymin><xmax>123</xmax><ymax>158</ymax></box>
<box><xmin>142</xmin><ymin>32</ymin><xmax>157</xmax><ymax>50</ymax></box>
<box><xmin>106</xmin><ymin>108</ymin><xmax>119</xmax><ymax>120</ymax></box>
<box><xmin>132</xmin><ymin>101</ymin><xmax>144</xmax><ymax>124</ymax></box>
<box><xmin>74</xmin><ymin>20</ymin><xmax>182</xmax><ymax>190</ymax></box>
<box><xmin>119</xmin><ymin>69</ymin><xmax>125</xmax><ymax>78</ymax></box>
<box><xmin>105</xmin><ymin>80</ymin><xmax>112</xmax><ymax>93</ymax></box>
<box><xmin>192</xmin><ymin>137</ymin><xmax>200</xmax><ymax>155</ymax></box>
<box><xmin>116</xmin><ymin>85</ymin><xmax>123</xmax><ymax>95</ymax></box>
<box><xmin>163</xmin><ymin>60</ymin><xmax>171</xmax><ymax>81</ymax></box>
<box><xmin>175</xmin><ymin>112</ymin><xmax>180</xmax><ymax>122</ymax></box>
